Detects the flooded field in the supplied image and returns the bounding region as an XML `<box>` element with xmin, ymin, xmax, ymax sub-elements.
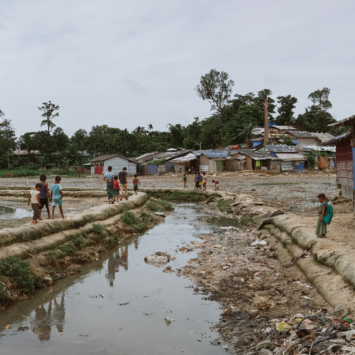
<box><xmin>0</xmin><ymin>204</ymin><xmax>231</xmax><ymax>355</ymax></box>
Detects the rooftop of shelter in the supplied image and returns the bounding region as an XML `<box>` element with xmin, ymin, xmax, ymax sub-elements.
<box><xmin>329</xmin><ymin>115</ymin><xmax>355</xmax><ymax>128</ymax></box>
<box><xmin>90</xmin><ymin>154</ymin><xmax>137</xmax><ymax>163</ymax></box>
<box><xmin>193</xmin><ymin>150</ymin><xmax>230</xmax><ymax>159</ymax></box>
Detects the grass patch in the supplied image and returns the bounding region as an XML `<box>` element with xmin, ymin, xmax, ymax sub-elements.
<box><xmin>0</xmin><ymin>279</ymin><xmax>12</xmax><ymax>305</ymax></box>
<box><xmin>241</xmin><ymin>216</ymin><xmax>251</xmax><ymax>225</ymax></box>
<box><xmin>70</xmin><ymin>232</ymin><xmax>88</xmax><ymax>247</ymax></box>
<box><xmin>58</xmin><ymin>243</ymin><xmax>77</xmax><ymax>256</ymax></box>
<box><xmin>92</xmin><ymin>223</ymin><xmax>106</xmax><ymax>235</ymax></box>
<box><xmin>121</xmin><ymin>211</ymin><xmax>155</xmax><ymax>232</ymax></box>
<box><xmin>147</xmin><ymin>200</ymin><xmax>174</xmax><ymax>212</ymax></box>
<box><xmin>147</xmin><ymin>191</ymin><xmax>207</xmax><ymax>202</ymax></box>
<box><xmin>0</xmin><ymin>256</ymin><xmax>35</xmax><ymax>295</ymax></box>
<box><xmin>217</xmin><ymin>199</ymin><xmax>234</xmax><ymax>213</ymax></box>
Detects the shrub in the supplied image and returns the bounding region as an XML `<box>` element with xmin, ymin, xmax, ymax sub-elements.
<box><xmin>217</xmin><ymin>199</ymin><xmax>233</xmax><ymax>213</ymax></box>
<box><xmin>58</xmin><ymin>243</ymin><xmax>77</xmax><ymax>256</ymax></box>
<box><xmin>121</xmin><ymin>211</ymin><xmax>139</xmax><ymax>226</ymax></box>
<box><xmin>147</xmin><ymin>201</ymin><xmax>159</xmax><ymax>212</ymax></box>
<box><xmin>92</xmin><ymin>223</ymin><xmax>106</xmax><ymax>235</ymax></box>
<box><xmin>0</xmin><ymin>257</ymin><xmax>35</xmax><ymax>295</ymax></box>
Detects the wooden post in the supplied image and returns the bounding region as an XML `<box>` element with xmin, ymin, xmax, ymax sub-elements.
<box><xmin>263</xmin><ymin>98</ymin><xmax>269</xmax><ymax>145</ymax></box>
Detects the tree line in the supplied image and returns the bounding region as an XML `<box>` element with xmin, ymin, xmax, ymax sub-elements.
<box><xmin>0</xmin><ymin>69</ymin><xmax>347</xmax><ymax>169</ymax></box>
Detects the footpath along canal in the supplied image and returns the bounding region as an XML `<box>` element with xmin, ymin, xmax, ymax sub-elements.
<box><xmin>0</xmin><ymin>204</ymin><xmax>230</xmax><ymax>355</ymax></box>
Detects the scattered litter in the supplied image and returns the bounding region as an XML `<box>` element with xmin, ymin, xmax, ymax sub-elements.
<box><xmin>251</xmin><ymin>240</ymin><xmax>267</xmax><ymax>246</ymax></box>
<box><xmin>118</xmin><ymin>302</ymin><xmax>129</xmax><ymax>306</ymax></box>
<box><xmin>164</xmin><ymin>317</ymin><xmax>175</xmax><ymax>326</ymax></box>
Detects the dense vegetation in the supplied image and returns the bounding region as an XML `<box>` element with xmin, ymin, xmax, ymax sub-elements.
<box><xmin>0</xmin><ymin>69</ymin><xmax>347</xmax><ymax>169</ymax></box>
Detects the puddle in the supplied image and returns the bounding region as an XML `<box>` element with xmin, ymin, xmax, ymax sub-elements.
<box><xmin>205</xmin><ymin>216</ymin><xmax>241</xmax><ymax>228</ymax></box>
<box><xmin>0</xmin><ymin>205</ymin><xmax>33</xmax><ymax>219</ymax></box>
<box><xmin>0</xmin><ymin>204</ymin><xmax>229</xmax><ymax>355</ymax></box>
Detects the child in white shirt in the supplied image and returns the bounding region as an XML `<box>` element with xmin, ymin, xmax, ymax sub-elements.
<box><xmin>28</xmin><ymin>183</ymin><xmax>42</xmax><ymax>224</ymax></box>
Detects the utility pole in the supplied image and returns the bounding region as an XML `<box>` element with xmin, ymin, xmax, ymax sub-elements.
<box><xmin>262</xmin><ymin>97</ymin><xmax>269</xmax><ymax>145</ymax></box>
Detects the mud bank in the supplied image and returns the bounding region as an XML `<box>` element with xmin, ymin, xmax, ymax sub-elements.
<box><xmin>259</xmin><ymin>215</ymin><xmax>355</xmax><ymax>318</ymax></box>
<box><xmin>0</xmin><ymin>192</ymin><xmax>147</xmax><ymax>247</ymax></box>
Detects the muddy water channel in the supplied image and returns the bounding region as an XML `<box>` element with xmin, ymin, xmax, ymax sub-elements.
<box><xmin>0</xmin><ymin>204</ymin><xmax>229</xmax><ymax>355</ymax></box>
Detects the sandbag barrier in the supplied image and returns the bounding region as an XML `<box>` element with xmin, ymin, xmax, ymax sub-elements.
<box><xmin>0</xmin><ymin>192</ymin><xmax>148</xmax><ymax>247</ymax></box>
<box><xmin>259</xmin><ymin>216</ymin><xmax>355</xmax><ymax>316</ymax></box>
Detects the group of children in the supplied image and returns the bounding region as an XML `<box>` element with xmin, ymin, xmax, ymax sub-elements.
<box><xmin>28</xmin><ymin>175</ymin><xmax>65</xmax><ymax>224</ymax></box>
<box><xmin>181</xmin><ymin>173</ymin><xmax>219</xmax><ymax>190</ymax></box>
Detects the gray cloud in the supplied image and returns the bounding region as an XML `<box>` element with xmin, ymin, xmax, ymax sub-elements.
<box><xmin>0</xmin><ymin>0</ymin><xmax>354</xmax><ymax>136</ymax></box>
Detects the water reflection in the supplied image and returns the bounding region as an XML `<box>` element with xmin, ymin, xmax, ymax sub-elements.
<box><xmin>30</xmin><ymin>293</ymin><xmax>65</xmax><ymax>341</ymax></box>
<box><xmin>0</xmin><ymin>205</ymin><xmax>33</xmax><ymax>220</ymax></box>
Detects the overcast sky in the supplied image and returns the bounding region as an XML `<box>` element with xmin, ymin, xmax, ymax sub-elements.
<box><xmin>1</xmin><ymin>0</ymin><xmax>354</xmax><ymax>137</ymax></box>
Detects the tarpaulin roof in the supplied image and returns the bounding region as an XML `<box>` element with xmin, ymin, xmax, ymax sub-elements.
<box><xmin>172</xmin><ymin>153</ymin><xmax>197</xmax><ymax>163</ymax></box>
<box><xmin>275</xmin><ymin>153</ymin><xmax>306</xmax><ymax>161</ymax></box>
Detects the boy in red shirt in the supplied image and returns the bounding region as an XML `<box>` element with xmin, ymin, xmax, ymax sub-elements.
<box><xmin>212</xmin><ymin>180</ymin><xmax>220</xmax><ymax>190</ymax></box>
<box><xmin>114</xmin><ymin>175</ymin><xmax>120</xmax><ymax>202</ymax></box>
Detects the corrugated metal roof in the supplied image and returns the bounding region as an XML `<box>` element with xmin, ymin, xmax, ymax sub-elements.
<box><xmin>289</xmin><ymin>131</ymin><xmax>316</xmax><ymax>138</ymax></box>
<box><xmin>237</xmin><ymin>150</ymin><xmax>281</xmax><ymax>161</ymax></box>
<box><xmin>319</xmin><ymin>132</ymin><xmax>351</xmax><ymax>146</ymax></box>
<box><xmin>193</xmin><ymin>150</ymin><xmax>229</xmax><ymax>159</ymax></box>
<box><xmin>271</xmin><ymin>125</ymin><xmax>297</xmax><ymax>131</ymax></box>
<box><xmin>90</xmin><ymin>154</ymin><xmax>137</xmax><ymax>164</ymax></box>
<box><xmin>329</xmin><ymin>115</ymin><xmax>355</xmax><ymax>128</ymax></box>
<box><xmin>172</xmin><ymin>153</ymin><xmax>197</xmax><ymax>163</ymax></box>
<box><xmin>261</xmin><ymin>145</ymin><xmax>295</xmax><ymax>153</ymax></box>
<box><xmin>275</xmin><ymin>153</ymin><xmax>305</xmax><ymax>161</ymax></box>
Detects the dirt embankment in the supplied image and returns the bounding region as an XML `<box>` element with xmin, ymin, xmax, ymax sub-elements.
<box><xmin>0</xmin><ymin>194</ymin><xmax>173</xmax><ymax>309</ymax></box>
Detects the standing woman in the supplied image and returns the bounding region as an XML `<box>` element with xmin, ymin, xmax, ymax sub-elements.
<box><xmin>104</xmin><ymin>166</ymin><xmax>117</xmax><ymax>204</ymax></box>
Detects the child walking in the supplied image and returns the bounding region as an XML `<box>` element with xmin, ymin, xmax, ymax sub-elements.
<box><xmin>212</xmin><ymin>179</ymin><xmax>220</xmax><ymax>190</ymax></box>
<box><xmin>114</xmin><ymin>175</ymin><xmax>120</xmax><ymax>202</ymax></box>
<box><xmin>28</xmin><ymin>183</ymin><xmax>42</xmax><ymax>224</ymax></box>
<box><xmin>133</xmin><ymin>174</ymin><xmax>140</xmax><ymax>195</ymax></box>
<box><xmin>316</xmin><ymin>193</ymin><xmax>328</xmax><ymax>238</ymax></box>
<box><xmin>39</xmin><ymin>174</ymin><xmax>51</xmax><ymax>220</ymax></box>
<box><xmin>182</xmin><ymin>174</ymin><xmax>188</xmax><ymax>188</ymax></box>
<box><xmin>50</xmin><ymin>176</ymin><xmax>66</xmax><ymax>219</ymax></box>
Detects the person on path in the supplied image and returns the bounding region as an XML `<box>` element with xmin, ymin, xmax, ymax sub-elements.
<box><xmin>212</xmin><ymin>179</ymin><xmax>220</xmax><ymax>190</ymax></box>
<box><xmin>133</xmin><ymin>174</ymin><xmax>140</xmax><ymax>195</ymax></box>
<box><xmin>197</xmin><ymin>172</ymin><xmax>203</xmax><ymax>190</ymax></box>
<box><xmin>39</xmin><ymin>174</ymin><xmax>50</xmax><ymax>220</ymax></box>
<box><xmin>104</xmin><ymin>166</ymin><xmax>117</xmax><ymax>204</ymax></box>
<box><xmin>119</xmin><ymin>167</ymin><xmax>128</xmax><ymax>201</ymax></box>
<box><xmin>50</xmin><ymin>176</ymin><xmax>66</xmax><ymax>219</ymax></box>
<box><xmin>28</xmin><ymin>183</ymin><xmax>42</xmax><ymax>224</ymax></box>
<box><xmin>316</xmin><ymin>193</ymin><xmax>328</xmax><ymax>238</ymax></box>
<box><xmin>194</xmin><ymin>173</ymin><xmax>199</xmax><ymax>190</ymax></box>
<box><xmin>202</xmin><ymin>172</ymin><xmax>207</xmax><ymax>191</ymax></box>
<box><xmin>182</xmin><ymin>174</ymin><xmax>188</xmax><ymax>188</ymax></box>
<box><xmin>113</xmin><ymin>175</ymin><xmax>120</xmax><ymax>202</ymax></box>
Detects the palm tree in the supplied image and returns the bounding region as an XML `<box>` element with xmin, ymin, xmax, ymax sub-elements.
<box><xmin>38</xmin><ymin>101</ymin><xmax>59</xmax><ymax>133</ymax></box>
<box><xmin>235</xmin><ymin>121</ymin><xmax>258</xmax><ymax>143</ymax></box>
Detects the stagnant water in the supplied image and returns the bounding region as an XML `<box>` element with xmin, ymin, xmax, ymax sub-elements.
<box><xmin>0</xmin><ymin>204</ymin><xmax>231</xmax><ymax>355</ymax></box>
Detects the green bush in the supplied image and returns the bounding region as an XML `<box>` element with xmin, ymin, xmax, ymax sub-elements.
<box><xmin>147</xmin><ymin>201</ymin><xmax>159</xmax><ymax>212</ymax></box>
<box><xmin>121</xmin><ymin>211</ymin><xmax>155</xmax><ymax>232</ymax></box>
<box><xmin>121</xmin><ymin>211</ymin><xmax>139</xmax><ymax>226</ymax></box>
<box><xmin>92</xmin><ymin>223</ymin><xmax>106</xmax><ymax>235</ymax></box>
<box><xmin>71</xmin><ymin>233</ymin><xmax>86</xmax><ymax>247</ymax></box>
<box><xmin>0</xmin><ymin>256</ymin><xmax>35</xmax><ymax>295</ymax></box>
<box><xmin>217</xmin><ymin>199</ymin><xmax>233</xmax><ymax>213</ymax></box>
<box><xmin>58</xmin><ymin>243</ymin><xmax>77</xmax><ymax>256</ymax></box>
<box><xmin>306</xmin><ymin>154</ymin><xmax>316</xmax><ymax>169</ymax></box>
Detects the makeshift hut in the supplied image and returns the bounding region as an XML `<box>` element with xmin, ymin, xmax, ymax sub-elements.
<box><xmin>237</xmin><ymin>149</ymin><xmax>281</xmax><ymax>173</ymax></box>
<box><xmin>328</xmin><ymin>116</ymin><xmax>355</xmax><ymax>201</ymax></box>
<box><xmin>194</xmin><ymin>150</ymin><xmax>229</xmax><ymax>173</ymax></box>
<box><xmin>172</xmin><ymin>153</ymin><xmax>197</xmax><ymax>173</ymax></box>
<box><xmin>90</xmin><ymin>154</ymin><xmax>137</xmax><ymax>175</ymax></box>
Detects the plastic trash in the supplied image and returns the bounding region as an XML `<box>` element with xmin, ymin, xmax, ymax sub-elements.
<box><xmin>251</xmin><ymin>240</ymin><xmax>267</xmax><ymax>246</ymax></box>
<box><xmin>276</xmin><ymin>322</ymin><xmax>291</xmax><ymax>332</ymax></box>
<box><xmin>164</xmin><ymin>317</ymin><xmax>175</xmax><ymax>326</ymax></box>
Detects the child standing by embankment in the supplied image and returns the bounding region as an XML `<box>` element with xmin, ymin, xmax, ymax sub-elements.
<box><xmin>50</xmin><ymin>176</ymin><xmax>66</xmax><ymax>219</ymax></box>
<box><xmin>114</xmin><ymin>175</ymin><xmax>120</xmax><ymax>202</ymax></box>
<box><xmin>28</xmin><ymin>183</ymin><xmax>42</xmax><ymax>224</ymax></box>
<box><xmin>39</xmin><ymin>174</ymin><xmax>50</xmax><ymax>220</ymax></box>
<box><xmin>182</xmin><ymin>174</ymin><xmax>187</xmax><ymax>188</ymax></box>
<box><xmin>316</xmin><ymin>193</ymin><xmax>332</xmax><ymax>238</ymax></box>
<box><xmin>133</xmin><ymin>174</ymin><xmax>140</xmax><ymax>195</ymax></box>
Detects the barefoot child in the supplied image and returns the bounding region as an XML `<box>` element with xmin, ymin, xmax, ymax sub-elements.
<box><xmin>28</xmin><ymin>183</ymin><xmax>42</xmax><ymax>224</ymax></box>
<box><xmin>182</xmin><ymin>174</ymin><xmax>188</xmax><ymax>188</ymax></box>
<box><xmin>133</xmin><ymin>174</ymin><xmax>140</xmax><ymax>195</ymax></box>
<box><xmin>50</xmin><ymin>176</ymin><xmax>66</xmax><ymax>219</ymax></box>
<box><xmin>212</xmin><ymin>179</ymin><xmax>220</xmax><ymax>190</ymax></box>
<box><xmin>203</xmin><ymin>172</ymin><xmax>207</xmax><ymax>191</ymax></box>
<box><xmin>316</xmin><ymin>193</ymin><xmax>328</xmax><ymax>238</ymax></box>
<box><xmin>114</xmin><ymin>175</ymin><xmax>120</xmax><ymax>202</ymax></box>
<box><xmin>39</xmin><ymin>174</ymin><xmax>50</xmax><ymax>220</ymax></box>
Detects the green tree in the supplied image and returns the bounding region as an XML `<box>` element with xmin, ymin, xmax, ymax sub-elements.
<box><xmin>295</xmin><ymin>88</ymin><xmax>335</xmax><ymax>132</ymax></box>
<box><xmin>71</xmin><ymin>129</ymin><xmax>88</xmax><ymax>151</ymax></box>
<box><xmin>195</xmin><ymin>69</ymin><xmax>234</xmax><ymax>122</ymax></box>
<box><xmin>276</xmin><ymin>95</ymin><xmax>298</xmax><ymax>125</ymax></box>
<box><xmin>0</xmin><ymin>119</ymin><xmax>17</xmax><ymax>168</ymax></box>
<box><xmin>183</xmin><ymin>117</ymin><xmax>202</xmax><ymax>149</ymax></box>
<box><xmin>167</xmin><ymin>124</ymin><xmax>185</xmax><ymax>147</ymax></box>
<box><xmin>38</xmin><ymin>101</ymin><xmax>59</xmax><ymax>133</ymax></box>
<box><xmin>52</xmin><ymin>127</ymin><xmax>69</xmax><ymax>151</ymax></box>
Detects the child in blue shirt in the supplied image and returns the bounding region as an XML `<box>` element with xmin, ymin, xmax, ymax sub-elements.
<box><xmin>50</xmin><ymin>175</ymin><xmax>66</xmax><ymax>219</ymax></box>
